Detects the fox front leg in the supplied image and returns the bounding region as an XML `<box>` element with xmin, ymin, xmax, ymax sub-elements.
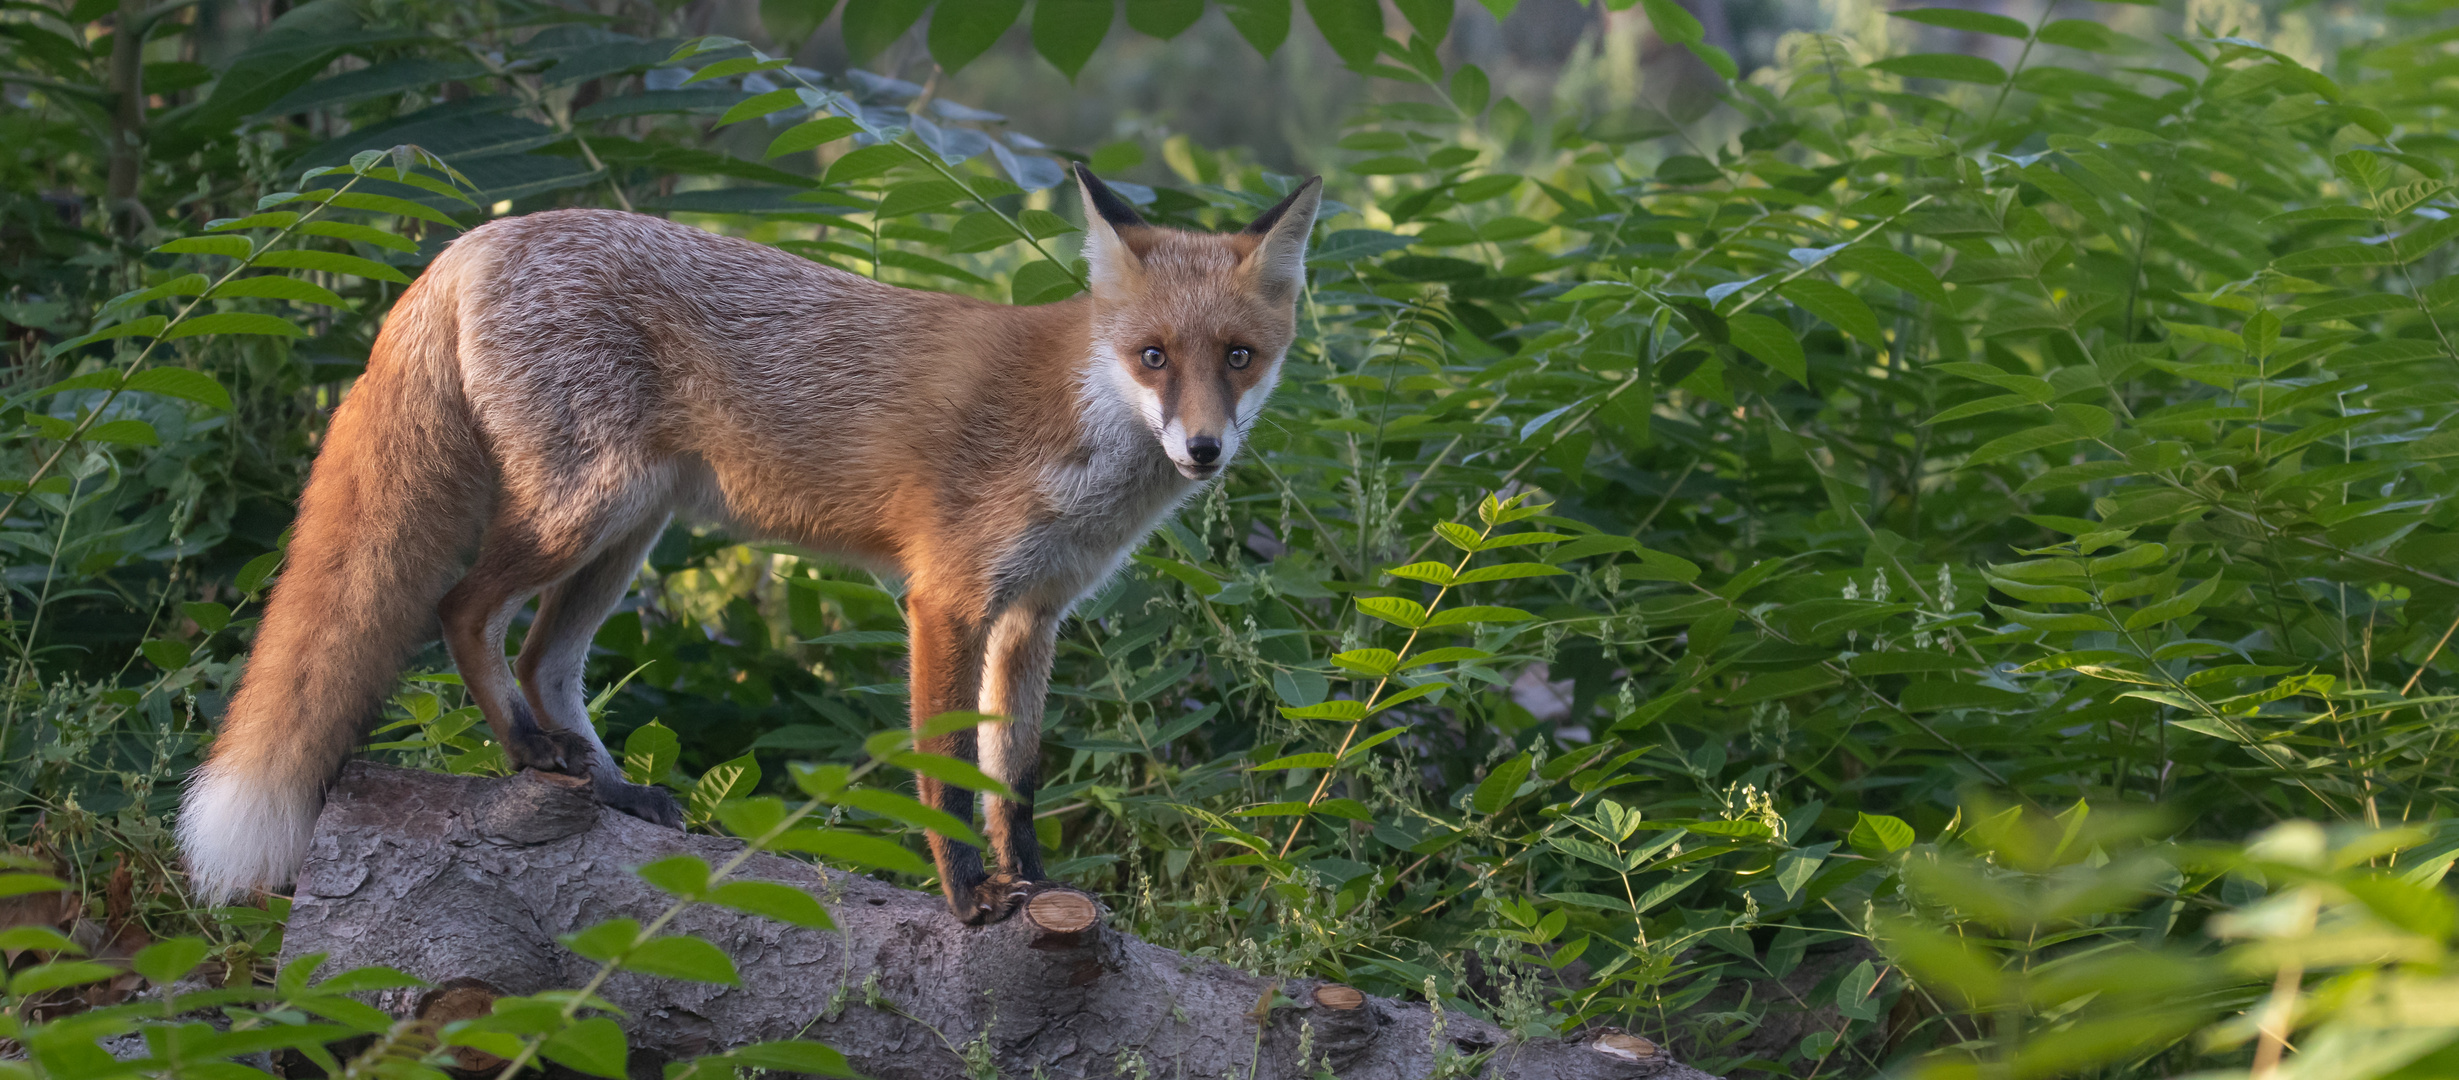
<box><xmin>906</xmin><ymin>585</ymin><xmax>1007</xmax><ymax>923</ymax></box>
<box><xmin>978</xmin><ymin>606</ymin><xmax>1060</xmax><ymax>891</ymax></box>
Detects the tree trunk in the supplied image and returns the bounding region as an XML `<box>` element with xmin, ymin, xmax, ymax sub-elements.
<box><xmin>106</xmin><ymin>0</ymin><xmax>150</xmax><ymax>236</ymax></box>
<box><xmin>281</xmin><ymin>764</ymin><xmax>1718</xmax><ymax>1080</ymax></box>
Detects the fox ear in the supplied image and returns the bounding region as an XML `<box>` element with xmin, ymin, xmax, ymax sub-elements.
<box><xmin>1240</xmin><ymin>176</ymin><xmax>1323</xmax><ymax>299</ymax></box>
<box><xmin>1075</xmin><ymin>164</ymin><xmax>1146</xmax><ymax>294</ymax></box>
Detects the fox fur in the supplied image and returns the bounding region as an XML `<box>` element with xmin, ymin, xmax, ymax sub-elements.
<box><xmin>179</xmin><ymin>167</ymin><xmax>1323</xmax><ymax>921</ymax></box>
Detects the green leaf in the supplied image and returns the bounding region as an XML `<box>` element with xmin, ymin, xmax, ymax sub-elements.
<box><xmin>1033</xmin><ymin>0</ymin><xmax>1113</xmax><ymax>78</ymax></box>
<box><xmin>100</xmin><ymin>274</ymin><xmax>211</xmax><ymax>316</ymax></box>
<box><xmin>541</xmin><ymin>1017</ymin><xmax>630</xmax><ymax>1079</ymax></box>
<box><xmin>1368</xmin><ymin>680</ymin><xmax>1445</xmax><ymax>713</ymax></box>
<box><xmin>209</xmin><ymin>275</ymin><xmax>349</xmax><ymax>308</ymax></box>
<box><xmin>1384</xmin><ymin>561</ymin><xmax>1456</xmax><ymax>585</ymax></box>
<box><xmin>1422</xmin><ymin>605</ymin><xmax>1534</xmax><ymax>628</ymax></box>
<box><xmin>9</xmin><ymin>961</ymin><xmax>122</xmax><ymax>997</ymax></box>
<box><xmin>1472</xmin><ymin>753</ymin><xmax>1532</xmax><ymax>814</ymax></box>
<box><xmin>825</xmin><ymin>143</ymin><xmax>919</xmax><ymax>183</ymax></box>
<box><xmin>1127</xmin><ymin>0</ymin><xmax>1205</xmax><ymax>39</ymax></box>
<box><xmin>623</xmin><ymin>721</ymin><xmax>681</xmax><ymax>786</ymax></box>
<box><xmin>838</xmin><ymin>787</ymin><xmax>985</xmax><ymax>847</ymax></box>
<box><xmin>1888</xmin><ymin>7</ymin><xmax>2030</xmax><ymax>37</ymax></box>
<box><xmin>1331</xmin><ymin>648</ymin><xmax>1399</xmax><ymax>676</ymax></box>
<box><xmin>762</xmin><ymin>0</ymin><xmax>843</xmax><ymax>46</ymax></box>
<box><xmin>1831</xmin><ymin>246</ymin><xmax>1948</xmax><ymax>305</ymax></box>
<box><xmin>706</xmin><ymin>880</ymin><xmax>835</xmax><ymax>929</ymax></box>
<box><xmin>297</xmin><ymin>221</ymin><xmax>420</xmax><ymax>253</ymax></box>
<box><xmin>718</xmin><ymin>87</ymin><xmax>805</xmax><ymax>126</ymax></box>
<box><xmin>1013</xmin><ymin>260</ymin><xmax>1085</xmax><ymax>305</ymax></box>
<box><xmin>636</xmin><ymin>855</ymin><xmax>710</xmax><ymax>898</ymax></box>
<box><xmin>1725</xmin><ymin>312</ymin><xmax>1806</xmax><ymax>383</ymax></box>
<box><xmin>767</xmin><ymin>116</ymin><xmax>863</xmax><ymax>158</ymax></box>
<box><xmin>1780</xmin><ymin>279</ymin><xmax>1886</xmax><ymax>345</ymax></box>
<box><xmin>2036</xmin><ymin>18</ymin><xmax>2130</xmax><ymax>52</ymax></box>
<box><xmin>1849</xmin><ymin>812</ymin><xmax>1914</xmax><ymax>854</ymax></box>
<box><xmin>1449</xmin><ymin>562</ymin><xmax>1566</xmax><ymax>585</ymax></box>
<box><xmin>48</xmin><ymin>315</ymin><xmax>168</xmax><ymax>355</ymax></box>
<box><xmin>1967</xmin><ymin>423</ymin><xmax>2087</xmax><ymax>465</ymax></box>
<box><xmin>252</xmin><ymin>249</ymin><xmax>413</xmax><ymax>284</ymax></box>
<box><xmin>891</xmin><ymin>751</ymin><xmax>1016</xmax><ymax>799</ymax></box>
<box><xmin>0</xmin><ymin>873</ymin><xmax>68</xmax><ymax>899</ymax></box>
<box><xmin>2123</xmin><ymin>576</ymin><xmax>2220</xmax><ymax>630</ymax></box>
<box><xmin>561</xmin><ymin>919</ymin><xmax>642</xmax><ymax>962</ymax></box>
<box><xmin>845</xmin><ymin>0</ymin><xmax>929</xmax><ymax>60</ymax></box>
<box><xmin>125</xmin><ymin>368</ymin><xmax>233</xmax><ymax>409</ymax></box>
<box><xmin>1637</xmin><ymin>0</ymin><xmax>1703</xmax><ymax>43</ymax></box>
<box><xmin>1449</xmin><ymin>63</ymin><xmax>1490</xmax><ymax>113</ymax></box>
<box><xmin>1358</xmin><ymin>596</ymin><xmax>1429</xmax><ymax>628</ymax></box>
<box><xmin>0</xmin><ymin>926</ymin><xmax>79</xmax><ymax>954</ymax></box>
<box><xmin>1279</xmin><ymin>700</ymin><xmax>1366</xmax><ymax>721</ymax></box>
<box><xmin>690</xmin><ymin>754</ymin><xmax>764</xmax><ymax>822</ymax></box>
<box><xmin>769</xmin><ymin>828</ymin><xmax>935</xmax><ymax>876</ymax></box>
<box><xmin>236</xmin><ymin>550</ymin><xmax>283</xmax><ymax>594</ymax></box>
<box><xmin>162</xmin><ymin>312</ymin><xmax>306</xmax><ymax>340</ymax></box>
<box><xmin>87</xmin><ymin>419</ymin><xmax>159</xmax><ymax>446</ymax></box>
<box><xmin>1220</xmin><ymin>0</ymin><xmax>1292</xmax><ymax>56</ymax></box>
<box><xmin>1868</xmin><ymin>53</ymin><xmax>2008</xmax><ymax>84</ymax></box>
<box><xmin>207</xmin><ymin>211</ymin><xmax>302</xmax><ymax>232</ymax></box>
<box><xmin>1253</xmin><ymin>753</ymin><xmax>1340</xmax><ymax>770</ymax></box>
<box><xmin>928</xmin><ymin>0</ymin><xmax>1025</xmax><ymax>72</ymax></box>
<box><xmin>155</xmin><ymin>236</ymin><xmax>255</xmax><ymax>259</ymax></box>
<box><xmin>326</xmin><ymin>191</ymin><xmax>463</xmax><ymax>228</ymax></box>
<box><xmin>1305</xmin><ymin>0</ymin><xmax>1384</xmax><ymax>68</ymax></box>
<box><xmin>620</xmin><ymin>936</ymin><xmax>740</xmax><ymax>984</ymax></box>
<box><xmin>683</xmin><ymin>56</ymin><xmax>792</xmax><ymax>85</ymax></box>
<box><xmin>2275</xmin><ymin>244</ymin><xmax>2399</xmax><ymax>272</ymax></box>
<box><xmin>876</xmin><ymin>180</ymin><xmax>971</xmax><ymax>219</ymax></box>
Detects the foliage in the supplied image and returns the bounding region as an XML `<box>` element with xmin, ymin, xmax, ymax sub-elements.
<box><xmin>7</xmin><ymin>0</ymin><xmax>2459</xmax><ymax>1078</ymax></box>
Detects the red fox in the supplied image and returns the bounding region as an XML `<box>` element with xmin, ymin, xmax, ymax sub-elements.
<box><xmin>179</xmin><ymin>166</ymin><xmax>1321</xmax><ymax>922</ymax></box>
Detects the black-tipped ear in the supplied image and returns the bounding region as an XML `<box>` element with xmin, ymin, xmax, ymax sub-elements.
<box><xmin>1243</xmin><ymin>176</ymin><xmax>1324</xmax><ymax>236</ymax></box>
<box><xmin>1073</xmin><ymin>163</ymin><xmax>1148</xmax><ymax>230</ymax></box>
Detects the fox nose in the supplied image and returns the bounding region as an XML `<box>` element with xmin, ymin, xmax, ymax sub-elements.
<box><xmin>1187</xmin><ymin>436</ymin><xmax>1221</xmax><ymax>465</ymax></box>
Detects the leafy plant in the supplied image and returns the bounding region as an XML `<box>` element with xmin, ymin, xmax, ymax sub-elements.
<box><xmin>9</xmin><ymin>0</ymin><xmax>2459</xmax><ymax>1077</ymax></box>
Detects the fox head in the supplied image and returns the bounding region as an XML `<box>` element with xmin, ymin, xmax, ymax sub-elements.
<box><xmin>1074</xmin><ymin>165</ymin><xmax>1323</xmax><ymax>481</ymax></box>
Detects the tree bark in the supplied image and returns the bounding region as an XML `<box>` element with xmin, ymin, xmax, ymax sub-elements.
<box><xmin>281</xmin><ymin>764</ymin><xmax>1719</xmax><ymax>1080</ymax></box>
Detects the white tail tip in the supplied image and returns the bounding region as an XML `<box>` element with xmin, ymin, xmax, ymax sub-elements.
<box><xmin>177</xmin><ymin>762</ymin><xmax>321</xmax><ymax>906</ymax></box>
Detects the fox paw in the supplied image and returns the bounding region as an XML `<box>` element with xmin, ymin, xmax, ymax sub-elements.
<box><xmin>594</xmin><ymin>777</ymin><xmax>684</xmax><ymax>830</ymax></box>
<box><xmin>503</xmin><ymin>703</ymin><xmax>590</xmax><ymax>774</ymax></box>
<box><xmin>957</xmin><ymin>873</ymin><xmax>1032</xmax><ymax>926</ymax></box>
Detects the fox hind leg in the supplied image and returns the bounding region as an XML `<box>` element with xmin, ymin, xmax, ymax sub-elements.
<box><xmin>516</xmin><ymin>514</ymin><xmax>680</xmax><ymax>828</ymax></box>
<box><xmin>440</xmin><ymin>507</ymin><xmax>678</xmax><ymax>829</ymax></box>
<box><xmin>438</xmin><ymin>528</ymin><xmax>574</xmax><ymax>773</ymax></box>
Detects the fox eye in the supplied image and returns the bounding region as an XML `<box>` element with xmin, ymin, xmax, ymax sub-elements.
<box><xmin>1227</xmin><ymin>347</ymin><xmax>1253</xmax><ymax>369</ymax></box>
<box><xmin>1141</xmin><ymin>347</ymin><xmax>1167</xmax><ymax>369</ymax></box>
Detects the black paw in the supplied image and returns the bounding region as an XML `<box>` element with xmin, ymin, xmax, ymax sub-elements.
<box><xmin>502</xmin><ymin>702</ymin><xmax>579</xmax><ymax>773</ymax></box>
<box><xmin>594</xmin><ymin>776</ymin><xmax>685</xmax><ymax>830</ymax></box>
<box><xmin>956</xmin><ymin>873</ymin><xmax>1030</xmax><ymax>926</ymax></box>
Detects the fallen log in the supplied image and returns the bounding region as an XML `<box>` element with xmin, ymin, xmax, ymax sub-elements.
<box><xmin>281</xmin><ymin>763</ymin><xmax>1717</xmax><ymax>1080</ymax></box>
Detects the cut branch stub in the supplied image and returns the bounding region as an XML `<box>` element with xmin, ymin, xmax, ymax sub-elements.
<box><xmin>1023</xmin><ymin>887</ymin><xmax>1101</xmax><ymax>948</ymax></box>
<box><xmin>1308</xmin><ymin>981</ymin><xmax>1380</xmax><ymax>1069</ymax></box>
<box><xmin>412</xmin><ymin>979</ymin><xmax>508</xmax><ymax>1073</ymax></box>
<box><xmin>1595</xmin><ymin>1032</ymin><xmax>1663</xmax><ymax>1063</ymax></box>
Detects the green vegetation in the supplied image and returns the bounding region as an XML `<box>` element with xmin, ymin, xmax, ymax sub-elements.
<box><xmin>7</xmin><ymin>0</ymin><xmax>2459</xmax><ymax>1076</ymax></box>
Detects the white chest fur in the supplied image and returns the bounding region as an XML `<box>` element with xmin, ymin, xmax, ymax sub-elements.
<box><xmin>984</xmin><ymin>368</ymin><xmax>1197</xmax><ymax>618</ymax></box>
